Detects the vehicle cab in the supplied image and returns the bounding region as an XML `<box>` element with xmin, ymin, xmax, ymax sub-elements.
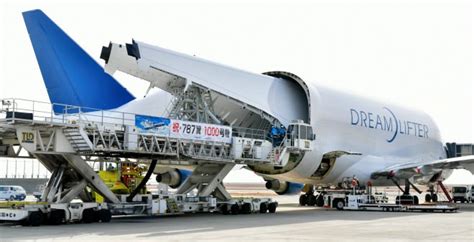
<box><xmin>452</xmin><ymin>185</ymin><xmax>472</xmax><ymax>203</ymax></box>
<box><xmin>285</xmin><ymin>120</ymin><xmax>315</xmax><ymax>151</ymax></box>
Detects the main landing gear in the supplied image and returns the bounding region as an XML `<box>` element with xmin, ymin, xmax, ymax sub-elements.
<box><xmin>426</xmin><ymin>180</ymin><xmax>453</xmax><ymax>203</ymax></box>
<box><xmin>392</xmin><ymin>179</ymin><xmax>420</xmax><ymax>205</ymax></box>
<box><xmin>425</xmin><ymin>183</ymin><xmax>439</xmax><ymax>203</ymax></box>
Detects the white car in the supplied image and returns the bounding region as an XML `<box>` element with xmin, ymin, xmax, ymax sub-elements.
<box><xmin>0</xmin><ymin>185</ymin><xmax>27</xmax><ymax>201</ymax></box>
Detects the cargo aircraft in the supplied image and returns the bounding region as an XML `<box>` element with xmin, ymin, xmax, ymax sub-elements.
<box><xmin>21</xmin><ymin>9</ymin><xmax>474</xmax><ymax>206</ymax></box>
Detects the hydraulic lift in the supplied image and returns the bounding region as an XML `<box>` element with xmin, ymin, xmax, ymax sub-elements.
<box><xmin>0</xmin><ymin>93</ymin><xmax>308</xmax><ymax>226</ymax></box>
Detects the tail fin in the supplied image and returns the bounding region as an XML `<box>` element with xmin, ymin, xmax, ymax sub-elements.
<box><xmin>22</xmin><ymin>10</ymin><xmax>134</xmax><ymax>112</ymax></box>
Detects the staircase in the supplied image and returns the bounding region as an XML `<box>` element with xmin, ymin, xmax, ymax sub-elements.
<box><xmin>63</xmin><ymin>127</ymin><xmax>93</xmax><ymax>152</ymax></box>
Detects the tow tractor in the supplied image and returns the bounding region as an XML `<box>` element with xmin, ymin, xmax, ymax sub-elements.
<box><xmin>0</xmin><ymin>97</ymin><xmax>306</xmax><ymax>226</ymax></box>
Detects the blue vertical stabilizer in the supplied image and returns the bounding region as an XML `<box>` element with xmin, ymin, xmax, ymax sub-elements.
<box><xmin>22</xmin><ymin>10</ymin><xmax>135</xmax><ymax>113</ymax></box>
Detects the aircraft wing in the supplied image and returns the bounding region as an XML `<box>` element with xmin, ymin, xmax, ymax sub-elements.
<box><xmin>371</xmin><ymin>155</ymin><xmax>474</xmax><ymax>180</ymax></box>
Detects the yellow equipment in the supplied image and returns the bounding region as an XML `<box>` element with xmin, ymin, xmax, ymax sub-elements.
<box><xmin>94</xmin><ymin>161</ymin><xmax>148</xmax><ymax>202</ymax></box>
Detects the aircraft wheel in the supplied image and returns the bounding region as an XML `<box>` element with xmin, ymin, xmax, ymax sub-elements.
<box><xmin>432</xmin><ymin>194</ymin><xmax>438</xmax><ymax>202</ymax></box>
<box><xmin>299</xmin><ymin>194</ymin><xmax>308</xmax><ymax>206</ymax></box>
<box><xmin>259</xmin><ymin>202</ymin><xmax>268</xmax><ymax>213</ymax></box>
<box><xmin>268</xmin><ymin>202</ymin><xmax>277</xmax><ymax>213</ymax></box>
<box><xmin>425</xmin><ymin>194</ymin><xmax>431</xmax><ymax>203</ymax></box>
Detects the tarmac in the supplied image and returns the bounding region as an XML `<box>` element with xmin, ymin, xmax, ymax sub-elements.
<box><xmin>1</xmin><ymin>195</ymin><xmax>473</xmax><ymax>242</ymax></box>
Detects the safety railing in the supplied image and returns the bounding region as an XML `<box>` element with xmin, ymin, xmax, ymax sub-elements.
<box><xmin>0</xmin><ymin>98</ymin><xmax>136</xmax><ymax>127</ymax></box>
<box><xmin>232</xmin><ymin>126</ymin><xmax>271</xmax><ymax>141</ymax></box>
<box><xmin>0</xmin><ymin>98</ymin><xmax>281</xmax><ymax>164</ymax></box>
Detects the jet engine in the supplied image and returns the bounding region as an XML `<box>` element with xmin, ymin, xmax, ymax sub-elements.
<box><xmin>265</xmin><ymin>180</ymin><xmax>304</xmax><ymax>195</ymax></box>
<box><xmin>155</xmin><ymin>169</ymin><xmax>192</xmax><ymax>188</ymax></box>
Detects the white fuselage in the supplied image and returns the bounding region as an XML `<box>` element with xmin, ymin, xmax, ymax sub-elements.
<box><xmin>266</xmin><ymin>83</ymin><xmax>447</xmax><ymax>186</ymax></box>
<box><xmin>103</xmin><ymin>40</ymin><xmax>448</xmax><ymax>187</ymax></box>
<box><xmin>114</xmin><ymin>82</ymin><xmax>447</xmax><ymax>187</ymax></box>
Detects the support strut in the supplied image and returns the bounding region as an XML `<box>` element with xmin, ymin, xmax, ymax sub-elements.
<box><xmin>177</xmin><ymin>163</ymin><xmax>235</xmax><ymax>201</ymax></box>
<box><xmin>390</xmin><ymin>178</ymin><xmax>405</xmax><ymax>194</ymax></box>
<box><xmin>406</xmin><ymin>179</ymin><xmax>422</xmax><ymax>194</ymax></box>
<box><xmin>437</xmin><ymin>180</ymin><xmax>453</xmax><ymax>203</ymax></box>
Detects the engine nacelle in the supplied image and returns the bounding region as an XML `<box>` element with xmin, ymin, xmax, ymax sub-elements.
<box><xmin>156</xmin><ymin>169</ymin><xmax>192</xmax><ymax>188</ymax></box>
<box><xmin>265</xmin><ymin>180</ymin><xmax>304</xmax><ymax>195</ymax></box>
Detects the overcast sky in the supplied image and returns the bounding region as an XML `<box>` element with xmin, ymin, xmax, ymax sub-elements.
<box><xmin>0</xmin><ymin>0</ymin><xmax>472</xmax><ymax>183</ymax></box>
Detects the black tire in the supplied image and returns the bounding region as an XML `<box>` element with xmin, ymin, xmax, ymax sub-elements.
<box><xmin>48</xmin><ymin>210</ymin><xmax>64</xmax><ymax>225</ymax></box>
<box><xmin>230</xmin><ymin>204</ymin><xmax>240</xmax><ymax>215</ymax></box>
<box><xmin>413</xmin><ymin>196</ymin><xmax>419</xmax><ymax>205</ymax></box>
<box><xmin>307</xmin><ymin>195</ymin><xmax>317</xmax><ymax>206</ymax></box>
<box><xmin>93</xmin><ymin>210</ymin><xmax>101</xmax><ymax>222</ymax></box>
<box><xmin>432</xmin><ymin>194</ymin><xmax>438</xmax><ymax>202</ymax></box>
<box><xmin>397</xmin><ymin>195</ymin><xmax>418</xmax><ymax>205</ymax></box>
<box><xmin>240</xmin><ymin>203</ymin><xmax>252</xmax><ymax>214</ymax></box>
<box><xmin>299</xmin><ymin>194</ymin><xmax>308</xmax><ymax>206</ymax></box>
<box><xmin>9</xmin><ymin>195</ymin><xmax>15</xmax><ymax>201</ymax></box>
<box><xmin>259</xmin><ymin>202</ymin><xmax>268</xmax><ymax>213</ymax></box>
<box><xmin>82</xmin><ymin>209</ymin><xmax>95</xmax><ymax>223</ymax></box>
<box><xmin>334</xmin><ymin>199</ymin><xmax>345</xmax><ymax>210</ymax></box>
<box><xmin>221</xmin><ymin>205</ymin><xmax>229</xmax><ymax>215</ymax></box>
<box><xmin>28</xmin><ymin>211</ymin><xmax>43</xmax><ymax>227</ymax></box>
<box><xmin>98</xmin><ymin>209</ymin><xmax>112</xmax><ymax>223</ymax></box>
<box><xmin>425</xmin><ymin>194</ymin><xmax>431</xmax><ymax>203</ymax></box>
<box><xmin>316</xmin><ymin>195</ymin><xmax>324</xmax><ymax>207</ymax></box>
<box><xmin>268</xmin><ymin>202</ymin><xmax>277</xmax><ymax>213</ymax></box>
